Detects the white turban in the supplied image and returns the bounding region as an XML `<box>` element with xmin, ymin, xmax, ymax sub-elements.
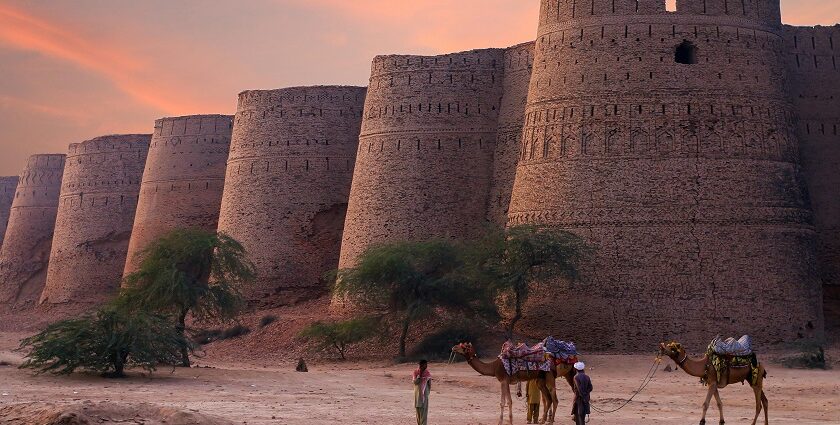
<box><xmin>574</xmin><ymin>362</ymin><xmax>585</xmax><ymax>371</ymax></box>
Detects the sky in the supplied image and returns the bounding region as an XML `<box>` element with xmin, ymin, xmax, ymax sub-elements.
<box><xmin>0</xmin><ymin>0</ymin><xmax>838</xmax><ymax>175</ymax></box>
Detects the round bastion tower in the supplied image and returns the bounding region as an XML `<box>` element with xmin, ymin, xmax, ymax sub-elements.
<box><xmin>40</xmin><ymin>135</ymin><xmax>150</xmax><ymax>306</ymax></box>
<box><xmin>0</xmin><ymin>176</ymin><xmax>19</xmax><ymax>250</ymax></box>
<box><xmin>508</xmin><ymin>0</ymin><xmax>823</xmax><ymax>349</ymax></box>
<box><xmin>217</xmin><ymin>86</ymin><xmax>365</xmax><ymax>306</ymax></box>
<box><xmin>123</xmin><ymin>115</ymin><xmax>233</xmax><ymax>275</ymax></box>
<box><xmin>338</xmin><ymin>49</ymin><xmax>506</xmax><ymax>270</ymax></box>
<box><xmin>0</xmin><ymin>154</ymin><xmax>65</xmax><ymax>308</ymax></box>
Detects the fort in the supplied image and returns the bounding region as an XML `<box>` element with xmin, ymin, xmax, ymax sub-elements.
<box><xmin>0</xmin><ymin>0</ymin><xmax>836</xmax><ymax>350</ymax></box>
<box><xmin>0</xmin><ymin>176</ymin><xmax>18</xmax><ymax>249</ymax></box>
<box><xmin>0</xmin><ymin>154</ymin><xmax>65</xmax><ymax>309</ymax></box>
<box><xmin>123</xmin><ymin>115</ymin><xmax>232</xmax><ymax>275</ymax></box>
<box><xmin>40</xmin><ymin>135</ymin><xmax>150</xmax><ymax>306</ymax></box>
<box><xmin>217</xmin><ymin>86</ymin><xmax>366</xmax><ymax>305</ymax></box>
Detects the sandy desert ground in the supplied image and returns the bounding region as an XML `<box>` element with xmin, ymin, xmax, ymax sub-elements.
<box><xmin>0</xmin><ymin>330</ymin><xmax>838</xmax><ymax>425</ymax></box>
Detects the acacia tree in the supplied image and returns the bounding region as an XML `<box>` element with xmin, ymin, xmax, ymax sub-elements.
<box><xmin>117</xmin><ymin>229</ymin><xmax>256</xmax><ymax>366</ymax></box>
<box><xmin>466</xmin><ymin>225</ymin><xmax>589</xmax><ymax>339</ymax></box>
<box><xmin>334</xmin><ymin>240</ymin><xmax>483</xmax><ymax>358</ymax></box>
<box><xmin>19</xmin><ymin>307</ymin><xmax>190</xmax><ymax>378</ymax></box>
<box><xmin>299</xmin><ymin>317</ymin><xmax>379</xmax><ymax>360</ymax></box>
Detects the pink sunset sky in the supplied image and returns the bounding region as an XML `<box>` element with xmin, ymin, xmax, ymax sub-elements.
<box><xmin>0</xmin><ymin>0</ymin><xmax>838</xmax><ymax>175</ymax></box>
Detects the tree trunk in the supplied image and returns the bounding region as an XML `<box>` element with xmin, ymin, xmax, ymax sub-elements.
<box><xmin>399</xmin><ymin>316</ymin><xmax>411</xmax><ymax>359</ymax></box>
<box><xmin>507</xmin><ymin>290</ymin><xmax>523</xmax><ymax>340</ymax></box>
<box><xmin>177</xmin><ymin>307</ymin><xmax>190</xmax><ymax>367</ymax></box>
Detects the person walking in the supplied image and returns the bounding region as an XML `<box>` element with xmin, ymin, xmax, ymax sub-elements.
<box><xmin>412</xmin><ymin>359</ymin><xmax>432</xmax><ymax>425</ymax></box>
<box><xmin>525</xmin><ymin>379</ymin><xmax>541</xmax><ymax>424</ymax></box>
<box><xmin>572</xmin><ymin>361</ymin><xmax>593</xmax><ymax>425</ymax></box>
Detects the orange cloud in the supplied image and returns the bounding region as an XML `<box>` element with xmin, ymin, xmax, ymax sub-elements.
<box><xmin>0</xmin><ymin>95</ymin><xmax>88</xmax><ymax>123</ymax></box>
<box><xmin>288</xmin><ymin>0</ymin><xmax>538</xmax><ymax>53</ymax></box>
<box><xmin>0</xmin><ymin>4</ymin><xmax>204</xmax><ymax>115</ymax></box>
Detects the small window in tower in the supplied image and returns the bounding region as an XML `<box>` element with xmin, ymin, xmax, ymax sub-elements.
<box><xmin>666</xmin><ymin>0</ymin><xmax>677</xmax><ymax>12</ymax></box>
<box><xmin>675</xmin><ymin>40</ymin><xmax>698</xmax><ymax>64</ymax></box>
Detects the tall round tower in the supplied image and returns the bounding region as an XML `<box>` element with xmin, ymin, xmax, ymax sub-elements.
<box><xmin>123</xmin><ymin>115</ymin><xmax>233</xmax><ymax>275</ymax></box>
<box><xmin>217</xmin><ymin>86</ymin><xmax>365</xmax><ymax>305</ymax></box>
<box><xmin>0</xmin><ymin>154</ymin><xmax>65</xmax><ymax>308</ymax></box>
<box><xmin>0</xmin><ymin>176</ymin><xmax>19</xmax><ymax>250</ymax></box>
<box><xmin>508</xmin><ymin>0</ymin><xmax>822</xmax><ymax>349</ymax></box>
<box><xmin>40</xmin><ymin>135</ymin><xmax>150</xmax><ymax>306</ymax></box>
<box><xmin>338</xmin><ymin>49</ymin><xmax>505</xmax><ymax>269</ymax></box>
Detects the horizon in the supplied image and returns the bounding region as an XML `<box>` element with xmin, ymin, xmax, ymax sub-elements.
<box><xmin>0</xmin><ymin>0</ymin><xmax>838</xmax><ymax>175</ymax></box>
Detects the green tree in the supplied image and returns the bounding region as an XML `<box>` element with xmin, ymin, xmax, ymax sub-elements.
<box><xmin>19</xmin><ymin>307</ymin><xmax>191</xmax><ymax>378</ymax></box>
<box><xmin>334</xmin><ymin>240</ymin><xmax>482</xmax><ymax>358</ymax></box>
<box><xmin>466</xmin><ymin>225</ymin><xmax>589</xmax><ymax>339</ymax></box>
<box><xmin>299</xmin><ymin>317</ymin><xmax>379</xmax><ymax>360</ymax></box>
<box><xmin>117</xmin><ymin>229</ymin><xmax>256</xmax><ymax>366</ymax></box>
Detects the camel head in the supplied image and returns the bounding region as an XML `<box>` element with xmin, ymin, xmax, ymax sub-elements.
<box><xmin>659</xmin><ymin>341</ymin><xmax>686</xmax><ymax>361</ymax></box>
<box><xmin>451</xmin><ymin>342</ymin><xmax>477</xmax><ymax>360</ymax></box>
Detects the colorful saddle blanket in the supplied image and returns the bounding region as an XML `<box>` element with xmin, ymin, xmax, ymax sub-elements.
<box><xmin>499</xmin><ymin>341</ymin><xmax>553</xmax><ymax>375</ymax></box>
<box><xmin>705</xmin><ymin>336</ymin><xmax>759</xmax><ymax>386</ymax></box>
<box><xmin>711</xmin><ymin>335</ymin><xmax>753</xmax><ymax>357</ymax></box>
<box><xmin>543</xmin><ymin>337</ymin><xmax>578</xmax><ymax>363</ymax></box>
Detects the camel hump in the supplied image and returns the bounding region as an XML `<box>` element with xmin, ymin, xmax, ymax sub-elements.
<box><xmin>710</xmin><ymin>335</ymin><xmax>753</xmax><ymax>357</ymax></box>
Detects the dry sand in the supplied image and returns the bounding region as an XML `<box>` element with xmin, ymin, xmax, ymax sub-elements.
<box><xmin>0</xmin><ymin>330</ymin><xmax>838</xmax><ymax>425</ymax></box>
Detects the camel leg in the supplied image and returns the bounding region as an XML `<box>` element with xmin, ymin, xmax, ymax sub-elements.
<box><xmin>700</xmin><ymin>384</ymin><xmax>715</xmax><ymax>425</ymax></box>
<box><xmin>713</xmin><ymin>388</ymin><xmax>724</xmax><ymax>424</ymax></box>
<box><xmin>506</xmin><ymin>384</ymin><xmax>514</xmax><ymax>425</ymax></box>
<box><xmin>748</xmin><ymin>385</ymin><xmax>762</xmax><ymax>425</ymax></box>
<box><xmin>499</xmin><ymin>383</ymin><xmax>506</xmax><ymax>425</ymax></box>
<box><xmin>761</xmin><ymin>391</ymin><xmax>768</xmax><ymax>425</ymax></box>
<box><xmin>538</xmin><ymin>380</ymin><xmax>549</xmax><ymax>424</ymax></box>
<box><xmin>548</xmin><ymin>377</ymin><xmax>558</xmax><ymax>423</ymax></box>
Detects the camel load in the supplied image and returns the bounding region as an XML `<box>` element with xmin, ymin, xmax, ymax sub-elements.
<box><xmin>706</xmin><ymin>335</ymin><xmax>760</xmax><ymax>387</ymax></box>
<box><xmin>498</xmin><ymin>337</ymin><xmax>578</xmax><ymax>376</ymax></box>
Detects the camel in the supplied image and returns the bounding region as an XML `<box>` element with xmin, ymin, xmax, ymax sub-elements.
<box><xmin>451</xmin><ymin>342</ymin><xmax>576</xmax><ymax>425</ymax></box>
<box><xmin>659</xmin><ymin>341</ymin><xmax>768</xmax><ymax>425</ymax></box>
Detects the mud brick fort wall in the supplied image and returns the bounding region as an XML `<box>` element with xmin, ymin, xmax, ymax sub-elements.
<box><xmin>0</xmin><ymin>176</ymin><xmax>18</xmax><ymax>250</ymax></box>
<box><xmin>2</xmin><ymin>0</ymin><xmax>837</xmax><ymax>350</ymax></box>
<box><xmin>504</xmin><ymin>0</ymin><xmax>823</xmax><ymax>350</ymax></box>
<box><xmin>339</xmin><ymin>50</ymin><xmax>509</xmax><ymax>269</ymax></box>
<box><xmin>123</xmin><ymin>115</ymin><xmax>233</xmax><ymax>275</ymax></box>
<box><xmin>217</xmin><ymin>86</ymin><xmax>365</xmax><ymax>305</ymax></box>
<box><xmin>0</xmin><ymin>154</ymin><xmax>65</xmax><ymax>308</ymax></box>
<box><xmin>40</xmin><ymin>135</ymin><xmax>150</xmax><ymax>305</ymax></box>
<box><xmin>784</xmin><ymin>25</ymin><xmax>840</xmax><ymax>289</ymax></box>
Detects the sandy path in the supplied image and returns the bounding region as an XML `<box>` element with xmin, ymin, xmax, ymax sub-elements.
<box><xmin>1</xmin><ymin>337</ymin><xmax>838</xmax><ymax>425</ymax></box>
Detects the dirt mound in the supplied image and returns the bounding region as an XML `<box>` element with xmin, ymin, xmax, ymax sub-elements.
<box><xmin>0</xmin><ymin>401</ymin><xmax>234</xmax><ymax>425</ymax></box>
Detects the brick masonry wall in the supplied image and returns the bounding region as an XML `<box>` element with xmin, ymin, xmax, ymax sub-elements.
<box><xmin>217</xmin><ymin>86</ymin><xmax>365</xmax><ymax>306</ymax></box>
<box><xmin>338</xmin><ymin>50</ymin><xmax>505</xmax><ymax>270</ymax></box>
<box><xmin>487</xmin><ymin>42</ymin><xmax>535</xmax><ymax>225</ymax></box>
<box><xmin>507</xmin><ymin>0</ymin><xmax>823</xmax><ymax>350</ymax></box>
<box><xmin>0</xmin><ymin>176</ymin><xmax>18</xmax><ymax>250</ymax></box>
<box><xmin>0</xmin><ymin>154</ymin><xmax>65</xmax><ymax>309</ymax></box>
<box><xmin>784</xmin><ymin>25</ymin><xmax>840</xmax><ymax>288</ymax></box>
<box><xmin>40</xmin><ymin>135</ymin><xmax>150</xmax><ymax>305</ymax></box>
<box><xmin>123</xmin><ymin>115</ymin><xmax>233</xmax><ymax>275</ymax></box>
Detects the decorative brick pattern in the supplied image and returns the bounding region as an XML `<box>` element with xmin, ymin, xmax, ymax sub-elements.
<box><xmin>0</xmin><ymin>154</ymin><xmax>65</xmax><ymax>309</ymax></box>
<box><xmin>0</xmin><ymin>176</ymin><xmax>18</xmax><ymax>250</ymax></box>
<box><xmin>40</xmin><ymin>135</ymin><xmax>150</xmax><ymax>305</ymax></box>
<box><xmin>123</xmin><ymin>115</ymin><xmax>232</xmax><ymax>275</ymax></box>
<box><xmin>217</xmin><ymin>86</ymin><xmax>365</xmax><ymax>306</ymax></box>
<box><xmin>507</xmin><ymin>0</ymin><xmax>823</xmax><ymax>350</ymax></box>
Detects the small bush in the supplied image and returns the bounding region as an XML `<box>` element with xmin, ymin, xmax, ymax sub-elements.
<box><xmin>192</xmin><ymin>325</ymin><xmax>250</xmax><ymax>345</ymax></box>
<box><xmin>780</xmin><ymin>344</ymin><xmax>828</xmax><ymax>369</ymax></box>
<box><xmin>220</xmin><ymin>325</ymin><xmax>250</xmax><ymax>339</ymax></box>
<box><xmin>19</xmin><ymin>307</ymin><xmax>192</xmax><ymax>378</ymax></box>
<box><xmin>299</xmin><ymin>317</ymin><xmax>379</xmax><ymax>360</ymax></box>
<box><xmin>410</xmin><ymin>327</ymin><xmax>477</xmax><ymax>361</ymax></box>
<box><xmin>260</xmin><ymin>315</ymin><xmax>278</xmax><ymax>328</ymax></box>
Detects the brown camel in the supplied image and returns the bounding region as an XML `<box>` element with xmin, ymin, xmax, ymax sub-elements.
<box><xmin>451</xmin><ymin>342</ymin><xmax>575</xmax><ymax>425</ymax></box>
<box><xmin>659</xmin><ymin>342</ymin><xmax>768</xmax><ymax>425</ymax></box>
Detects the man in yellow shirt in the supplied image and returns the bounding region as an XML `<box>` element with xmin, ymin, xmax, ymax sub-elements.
<box><xmin>525</xmin><ymin>379</ymin><xmax>541</xmax><ymax>424</ymax></box>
